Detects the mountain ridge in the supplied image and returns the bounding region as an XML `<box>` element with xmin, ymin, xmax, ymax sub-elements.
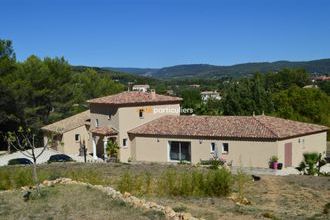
<box><xmin>105</xmin><ymin>58</ymin><xmax>330</xmax><ymax>78</ymax></box>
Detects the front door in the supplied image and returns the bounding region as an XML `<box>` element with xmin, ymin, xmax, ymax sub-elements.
<box><xmin>284</xmin><ymin>143</ymin><xmax>292</xmax><ymax>167</ymax></box>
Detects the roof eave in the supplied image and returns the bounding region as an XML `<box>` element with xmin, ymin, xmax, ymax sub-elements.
<box><xmin>88</xmin><ymin>100</ymin><xmax>182</xmax><ymax>106</ymax></box>
<box><xmin>127</xmin><ymin>132</ymin><xmax>279</xmax><ymax>142</ymax></box>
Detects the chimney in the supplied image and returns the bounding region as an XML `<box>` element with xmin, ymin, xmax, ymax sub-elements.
<box><xmin>151</xmin><ymin>89</ymin><xmax>156</xmax><ymax>99</ymax></box>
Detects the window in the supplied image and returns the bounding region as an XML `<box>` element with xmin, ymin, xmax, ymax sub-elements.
<box><xmin>222</xmin><ymin>143</ymin><xmax>229</xmax><ymax>154</ymax></box>
<box><xmin>169</xmin><ymin>141</ymin><xmax>191</xmax><ymax>162</ymax></box>
<box><xmin>139</xmin><ymin>109</ymin><xmax>144</xmax><ymax>118</ymax></box>
<box><xmin>95</xmin><ymin>119</ymin><xmax>99</xmax><ymax>127</ymax></box>
<box><xmin>75</xmin><ymin>134</ymin><xmax>80</xmax><ymax>142</ymax></box>
<box><xmin>123</xmin><ymin>138</ymin><xmax>127</xmax><ymax>147</ymax></box>
<box><xmin>211</xmin><ymin>142</ymin><xmax>216</xmax><ymax>152</ymax></box>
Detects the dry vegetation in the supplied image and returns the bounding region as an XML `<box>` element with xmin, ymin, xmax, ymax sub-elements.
<box><xmin>0</xmin><ymin>184</ymin><xmax>165</xmax><ymax>220</ymax></box>
<box><xmin>0</xmin><ymin>162</ymin><xmax>330</xmax><ymax>220</ymax></box>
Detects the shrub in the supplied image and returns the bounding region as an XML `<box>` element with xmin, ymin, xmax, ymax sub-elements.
<box><xmin>206</xmin><ymin>169</ymin><xmax>233</xmax><ymax>196</ymax></box>
<box><xmin>299</xmin><ymin>152</ymin><xmax>326</xmax><ymax>175</ymax></box>
<box><xmin>269</xmin><ymin>156</ymin><xmax>279</xmax><ymax>163</ymax></box>
<box><xmin>191</xmin><ymin>171</ymin><xmax>204</xmax><ymax>196</ymax></box>
<box><xmin>200</xmin><ymin>157</ymin><xmax>225</xmax><ymax>169</ymax></box>
<box><xmin>173</xmin><ymin>205</ymin><xmax>187</xmax><ymax>212</ymax></box>
<box><xmin>157</xmin><ymin>168</ymin><xmax>232</xmax><ymax>197</ymax></box>
<box><xmin>144</xmin><ymin>172</ymin><xmax>152</xmax><ymax>194</ymax></box>
<box><xmin>106</xmin><ymin>141</ymin><xmax>119</xmax><ymax>159</ymax></box>
<box><xmin>235</xmin><ymin>168</ymin><xmax>251</xmax><ymax>201</ymax></box>
<box><xmin>323</xmin><ymin>202</ymin><xmax>330</xmax><ymax>214</ymax></box>
<box><xmin>118</xmin><ymin>172</ymin><xmax>133</xmax><ymax>193</ymax></box>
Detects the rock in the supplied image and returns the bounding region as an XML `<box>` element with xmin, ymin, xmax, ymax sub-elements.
<box><xmin>21</xmin><ymin>186</ymin><xmax>29</xmax><ymax>191</ymax></box>
<box><xmin>320</xmin><ymin>164</ymin><xmax>330</xmax><ymax>174</ymax></box>
<box><xmin>182</xmin><ymin>212</ymin><xmax>192</xmax><ymax>220</ymax></box>
<box><xmin>276</xmin><ymin>167</ymin><xmax>300</xmax><ymax>176</ymax></box>
<box><xmin>148</xmin><ymin>202</ymin><xmax>158</xmax><ymax>208</ymax></box>
<box><xmin>123</xmin><ymin>192</ymin><xmax>131</xmax><ymax>198</ymax></box>
<box><xmin>22</xmin><ymin>190</ymin><xmax>31</xmax><ymax>202</ymax></box>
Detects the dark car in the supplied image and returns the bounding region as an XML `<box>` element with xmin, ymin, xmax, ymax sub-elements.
<box><xmin>8</xmin><ymin>158</ymin><xmax>33</xmax><ymax>165</ymax></box>
<box><xmin>48</xmin><ymin>154</ymin><xmax>74</xmax><ymax>163</ymax></box>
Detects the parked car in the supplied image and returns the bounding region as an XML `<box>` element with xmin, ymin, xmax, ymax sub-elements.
<box><xmin>48</xmin><ymin>154</ymin><xmax>74</xmax><ymax>163</ymax></box>
<box><xmin>8</xmin><ymin>158</ymin><xmax>33</xmax><ymax>165</ymax></box>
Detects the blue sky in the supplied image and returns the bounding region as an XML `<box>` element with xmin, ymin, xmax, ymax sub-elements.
<box><xmin>2</xmin><ymin>0</ymin><xmax>330</xmax><ymax>68</ymax></box>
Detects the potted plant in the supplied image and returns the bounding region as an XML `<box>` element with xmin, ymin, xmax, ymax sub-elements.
<box><xmin>269</xmin><ymin>156</ymin><xmax>279</xmax><ymax>169</ymax></box>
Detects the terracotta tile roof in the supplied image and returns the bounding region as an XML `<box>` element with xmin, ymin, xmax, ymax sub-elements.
<box><xmin>128</xmin><ymin>115</ymin><xmax>328</xmax><ymax>140</ymax></box>
<box><xmin>42</xmin><ymin>110</ymin><xmax>90</xmax><ymax>134</ymax></box>
<box><xmin>90</xmin><ymin>127</ymin><xmax>118</xmax><ymax>136</ymax></box>
<box><xmin>87</xmin><ymin>91</ymin><xmax>182</xmax><ymax>105</ymax></box>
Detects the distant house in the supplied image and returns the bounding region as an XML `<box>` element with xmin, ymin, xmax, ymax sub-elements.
<box><xmin>132</xmin><ymin>84</ymin><xmax>150</xmax><ymax>92</ymax></box>
<box><xmin>189</xmin><ymin>84</ymin><xmax>200</xmax><ymax>88</ymax></box>
<box><xmin>312</xmin><ymin>75</ymin><xmax>330</xmax><ymax>81</ymax></box>
<box><xmin>166</xmin><ymin>89</ymin><xmax>175</xmax><ymax>96</ymax></box>
<box><xmin>43</xmin><ymin>91</ymin><xmax>328</xmax><ymax>168</ymax></box>
<box><xmin>201</xmin><ymin>91</ymin><xmax>221</xmax><ymax>102</ymax></box>
<box><xmin>303</xmin><ymin>85</ymin><xmax>318</xmax><ymax>89</ymax></box>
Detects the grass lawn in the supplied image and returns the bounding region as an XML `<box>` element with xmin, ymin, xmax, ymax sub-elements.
<box><xmin>1</xmin><ymin>162</ymin><xmax>330</xmax><ymax>219</ymax></box>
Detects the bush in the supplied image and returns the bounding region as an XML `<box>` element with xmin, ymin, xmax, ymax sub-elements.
<box><xmin>200</xmin><ymin>157</ymin><xmax>226</xmax><ymax>169</ymax></box>
<box><xmin>157</xmin><ymin>168</ymin><xmax>232</xmax><ymax>197</ymax></box>
<box><xmin>298</xmin><ymin>152</ymin><xmax>326</xmax><ymax>175</ymax></box>
<box><xmin>235</xmin><ymin>168</ymin><xmax>251</xmax><ymax>201</ymax></box>
<box><xmin>118</xmin><ymin>172</ymin><xmax>134</xmax><ymax>193</ymax></box>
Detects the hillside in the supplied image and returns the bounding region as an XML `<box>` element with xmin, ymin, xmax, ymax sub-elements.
<box><xmin>107</xmin><ymin>59</ymin><xmax>330</xmax><ymax>79</ymax></box>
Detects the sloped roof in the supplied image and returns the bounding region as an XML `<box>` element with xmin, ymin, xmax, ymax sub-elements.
<box><xmin>42</xmin><ymin>110</ymin><xmax>90</xmax><ymax>134</ymax></box>
<box><xmin>87</xmin><ymin>91</ymin><xmax>182</xmax><ymax>105</ymax></box>
<box><xmin>128</xmin><ymin>115</ymin><xmax>328</xmax><ymax>140</ymax></box>
<box><xmin>90</xmin><ymin>127</ymin><xmax>118</xmax><ymax>136</ymax></box>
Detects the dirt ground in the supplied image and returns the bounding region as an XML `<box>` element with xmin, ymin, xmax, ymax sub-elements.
<box><xmin>1</xmin><ymin>163</ymin><xmax>329</xmax><ymax>219</ymax></box>
<box><xmin>149</xmin><ymin>175</ymin><xmax>330</xmax><ymax>220</ymax></box>
<box><xmin>0</xmin><ymin>184</ymin><xmax>165</xmax><ymax>220</ymax></box>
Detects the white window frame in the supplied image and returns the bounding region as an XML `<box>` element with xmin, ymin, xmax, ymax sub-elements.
<box><xmin>222</xmin><ymin>143</ymin><xmax>229</xmax><ymax>154</ymax></box>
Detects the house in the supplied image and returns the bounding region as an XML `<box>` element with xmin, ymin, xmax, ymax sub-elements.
<box><xmin>42</xmin><ymin>91</ymin><xmax>328</xmax><ymax>168</ymax></box>
<box><xmin>303</xmin><ymin>85</ymin><xmax>318</xmax><ymax>89</ymax></box>
<box><xmin>189</xmin><ymin>84</ymin><xmax>200</xmax><ymax>88</ymax></box>
<box><xmin>132</xmin><ymin>84</ymin><xmax>150</xmax><ymax>92</ymax></box>
<box><xmin>42</xmin><ymin>110</ymin><xmax>90</xmax><ymax>155</ymax></box>
<box><xmin>200</xmin><ymin>91</ymin><xmax>221</xmax><ymax>102</ymax></box>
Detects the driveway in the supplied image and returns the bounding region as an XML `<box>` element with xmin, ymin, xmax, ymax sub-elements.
<box><xmin>0</xmin><ymin>147</ymin><xmax>101</xmax><ymax>166</ymax></box>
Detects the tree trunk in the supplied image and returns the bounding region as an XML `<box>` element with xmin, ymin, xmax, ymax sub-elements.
<box><xmin>7</xmin><ymin>142</ymin><xmax>10</xmax><ymax>154</ymax></box>
<box><xmin>31</xmin><ymin>148</ymin><xmax>40</xmax><ymax>195</ymax></box>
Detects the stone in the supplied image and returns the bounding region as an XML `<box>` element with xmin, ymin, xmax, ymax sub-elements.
<box><xmin>276</xmin><ymin>167</ymin><xmax>300</xmax><ymax>176</ymax></box>
<box><xmin>182</xmin><ymin>212</ymin><xmax>192</xmax><ymax>220</ymax></box>
<box><xmin>320</xmin><ymin>164</ymin><xmax>330</xmax><ymax>174</ymax></box>
<box><xmin>123</xmin><ymin>192</ymin><xmax>131</xmax><ymax>198</ymax></box>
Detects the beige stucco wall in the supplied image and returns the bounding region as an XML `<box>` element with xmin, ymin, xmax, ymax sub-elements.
<box><xmin>131</xmin><ymin>132</ymin><xmax>327</xmax><ymax>168</ymax></box>
<box><xmin>43</xmin><ymin>125</ymin><xmax>90</xmax><ymax>156</ymax></box>
<box><xmin>89</xmin><ymin>103</ymin><xmax>180</xmax><ymax>161</ymax></box>
<box><xmin>277</xmin><ymin>132</ymin><xmax>327</xmax><ymax>167</ymax></box>
<box><xmin>132</xmin><ymin>136</ymin><xmax>278</xmax><ymax>168</ymax></box>
<box><xmin>118</xmin><ymin>104</ymin><xmax>180</xmax><ymax>162</ymax></box>
<box><xmin>61</xmin><ymin>125</ymin><xmax>90</xmax><ymax>155</ymax></box>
